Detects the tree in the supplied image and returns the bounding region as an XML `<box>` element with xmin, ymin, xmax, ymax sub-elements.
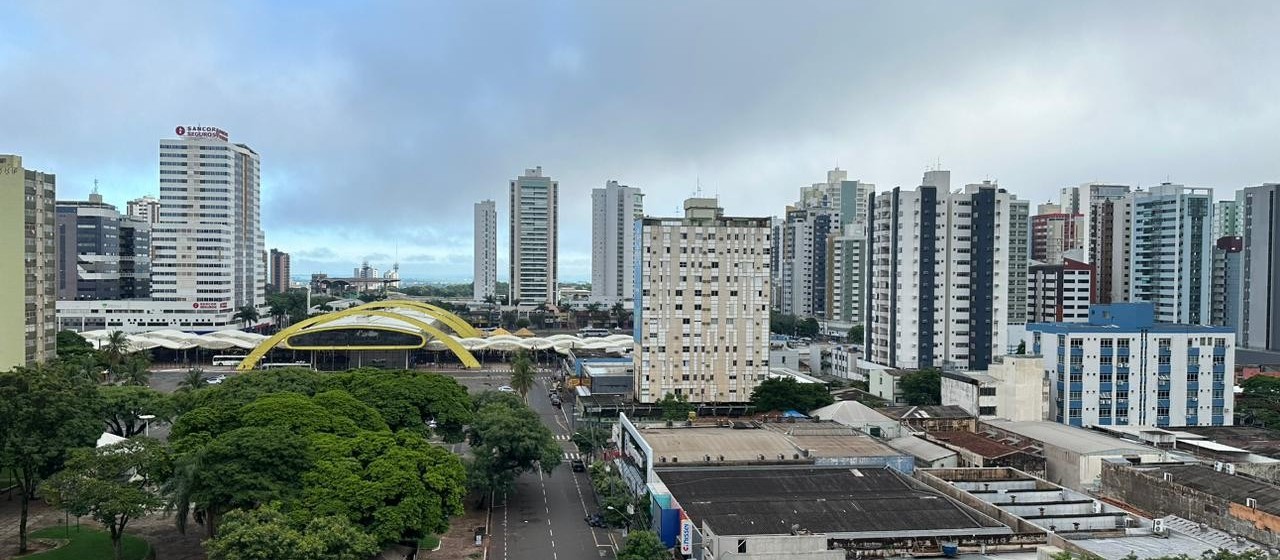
<box><xmin>205</xmin><ymin>504</ymin><xmax>378</xmax><ymax>560</ymax></box>
<box><xmin>177</xmin><ymin>367</ymin><xmax>206</xmax><ymax>392</ymax></box>
<box><xmin>515</xmin><ymin>317</ymin><xmax>531</xmax><ymax>329</ymax></box>
<box><xmin>269</xmin><ymin>300</ymin><xmax>289</xmax><ymax>329</ymax></box>
<box><xmin>57</xmin><ymin>330</ymin><xmax>96</xmax><ymax>357</ymax></box>
<box><xmin>468</xmin><ymin>397</ymin><xmax>561</xmax><ymax>495</ymax></box>
<box><xmin>321</xmin><ymin>369</ymin><xmax>473</xmax><ymax>441</ymax></box>
<box><xmin>0</xmin><ymin>365</ymin><xmax>104</xmax><ymax>553</ymax></box>
<box><xmin>899</xmin><ymin>368</ymin><xmax>942</xmax><ymax>406</ymax></box>
<box><xmin>510</xmin><ymin>351</ymin><xmax>535</xmax><ymax>400</ymax></box>
<box><xmin>1016</xmin><ymin>340</ymin><xmax>1027</xmax><ymax>355</ymax></box>
<box><xmin>116</xmin><ymin>353</ymin><xmax>152</xmax><ymax>386</ymax></box>
<box><xmin>798</xmin><ymin>317</ymin><xmax>820</xmax><ymax>338</ymax></box>
<box><xmin>234</xmin><ymin>306</ymin><xmax>261</xmax><ymax>328</ymax></box>
<box><xmin>659</xmin><ymin>392</ymin><xmax>694</xmax><ymax>422</ymax></box>
<box><xmin>617</xmin><ymin>530</ymin><xmax>668</xmax><ymax>560</ymax></box>
<box><xmin>847</xmin><ymin>325</ymin><xmax>864</xmax><ymax>344</ymax></box>
<box><xmin>750</xmin><ymin>377</ymin><xmax>834</xmax><ymax>414</ymax></box>
<box><xmin>572</xmin><ymin>426</ymin><xmax>610</xmax><ymax>457</ymax></box>
<box><xmin>611</xmin><ymin>302</ymin><xmax>628</xmax><ymax>327</ymax></box>
<box><xmin>102</xmin><ymin>330</ymin><xmax>131</xmax><ymax>379</ymax></box>
<box><xmin>43</xmin><ymin>438</ymin><xmax>172</xmax><ymax>560</ymax></box>
<box><xmin>101</xmin><ymin>385</ymin><xmax>174</xmax><ymax>437</ymax></box>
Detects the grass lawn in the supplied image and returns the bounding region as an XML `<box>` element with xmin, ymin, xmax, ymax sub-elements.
<box><xmin>27</xmin><ymin>525</ymin><xmax>149</xmax><ymax>560</ymax></box>
<box><xmin>419</xmin><ymin>534</ymin><xmax>441</xmax><ymax>550</ymax></box>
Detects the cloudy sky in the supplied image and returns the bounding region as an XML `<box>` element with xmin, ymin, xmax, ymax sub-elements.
<box><xmin>3</xmin><ymin>1</ymin><xmax>1278</xmax><ymax>281</ymax></box>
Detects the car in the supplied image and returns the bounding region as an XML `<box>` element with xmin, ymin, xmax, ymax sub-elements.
<box><xmin>571</xmin><ymin>459</ymin><xmax>586</xmax><ymax>472</ymax></box>
<box><xmin>206</xmin><ymin>374</ymin><xmax>227</xmax><ymax>385</ymax></box>
<box><xmin>550</xmin><ymin>396</ymin><xmax>562</xmax><ymax>408</ymax></box>
<box><xmin>498</xmin><ymin>385</ymin><xmax>514</xmax><ymax>393</ymax></box>
<box><xmin>585</xmin><ymin>513</ymin><xmax>606</xmax><ymax>527</ymax></box>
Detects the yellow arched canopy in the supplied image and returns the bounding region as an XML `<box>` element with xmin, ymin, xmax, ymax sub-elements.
<box><xmin>237</xmin><ymin>301</ymin><xmax>481</xmax><ymax>371</ymax></box>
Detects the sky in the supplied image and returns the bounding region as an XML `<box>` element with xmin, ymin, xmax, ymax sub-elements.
<box><xmin>3</xmin><ymin>1</ymin><xmax>1279</xmax><ymax>281</ymax></box>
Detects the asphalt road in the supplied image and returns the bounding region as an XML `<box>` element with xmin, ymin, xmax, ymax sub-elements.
<box><xmin>482</xmin><ymin>375</ymin><xmax>618</xmax><ymax>560</ymax></box>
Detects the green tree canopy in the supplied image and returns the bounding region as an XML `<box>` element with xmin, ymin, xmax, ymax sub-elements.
<box><xmin>617</xmin><ymin>530</ymin><xmax>668</xmax><ymax>560</ymax></box>
<box><xmin>206</xmin><ymin>503</ymin><xmax>378</xmax><ymax>560</ymax></box>
<box><xmin>510</xmin><ymin>350</ymin><xmax>535</xmax><ymax>400</ymax></box>
<box><xmin>57</xmin><ymin>330</ymin><xmax>96</xmax><ymax>357</ymax></box>
<box><xmin>659</xmin><ymin>392</ymin><xmax>694</xmax><ymax>421</ymax></box>
<box><xmin>467</xmin><ymin>396</ymin><xmax>561</xmax><ymax>495</ymax></box>
<box><xmin>100</xmin><ymin>385</ymin><xmax>175</xmax><ymax>437</ymax></box>
<box><xmin>750</xmin><ymin>377</ymin><xmax>834</xmax><ymax>414</ymax></box>
<box><xmin>43</xmin><ymin>438</ymin><xmax>172</xmax><ymax>560</ymax></box>
<box><xmin>899</xmin><ymin>368</ymin><xmax>942</xmax><ymax>406</ymax></box>
<box><xmin>321</xmin><ymin>369</ymin><xmax>472</xmax><ymax>441</ymax></box>
<box><xmin>0</xmin><ymin>364</ymin><xmax>104</xmax><ymax>553</ymax></box>
<box><xmin>847</xmin><ymin>324</ymin><xmax>864</xmax><ymax>344</ymax></box>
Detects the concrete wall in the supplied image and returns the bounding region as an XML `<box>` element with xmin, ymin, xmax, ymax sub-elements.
<box><xmin>704</xmin><ymin>533</ymin><xmax>842</xmax><ymax>560</ymax></box>
<box><xmin>869</xmin><ymin>369</ymin><xmax>902</xmax><ymax>404</ymax></box>
<box><xmin>942</xmin><ymin>376</ymin><xmax>979</xmax><ymax>415</ymax></box>
<box><xmin>1099</xmin><ymin>462</ymin><xmax>1280</xmax><ymax>548</ymax></box>
<box><xmin>1235</xmin><ymin>462</ymin><xmax>1280</xmax><ymax>485</ymax></box>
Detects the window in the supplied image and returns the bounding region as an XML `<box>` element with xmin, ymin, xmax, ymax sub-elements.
<box><xmin>979</xmin><ymin>387</ymin><xmax>997</xmax><ymax>397</ymax></box>
<box><xmin>979</xmin><ymin>406</ymin><xmax>997</xmax><ymax>415</ymax></box>
<box><xmin>737</xmin><ymin>540</ymin><xmax>747</xmax><ymax>554</ymax></box>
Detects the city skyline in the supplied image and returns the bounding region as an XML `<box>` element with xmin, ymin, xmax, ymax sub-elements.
<box><xmin>3</xmin><ymin>2</ymin><xmax>1280</xmax><ymax>280</ymax></box>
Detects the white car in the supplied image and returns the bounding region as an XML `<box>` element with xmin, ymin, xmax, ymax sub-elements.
<box><xmin>206</xmin><ymin>374</ymin><xmax>228</xmax><ymax>385</ymax></box>
<box><xmin>498</xmin><ymin>385</ymin><xmax>514</xmax><ymax>393</ymax></box>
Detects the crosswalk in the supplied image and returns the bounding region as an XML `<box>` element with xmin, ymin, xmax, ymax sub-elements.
<box><xmin>563</xmin><ymin>452</ymin><xmax>581</xmax><ymax>461</ymax></box>
<box><xmin>555</xmin><ymin>434</ymin><xmax>572</xmax><ymax>441</ymax></box>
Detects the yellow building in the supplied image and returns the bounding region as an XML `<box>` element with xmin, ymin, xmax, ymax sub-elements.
<box><xmin>0</xmin><ymin>155</ymin><xmax>57</xmax><ymax>370</ymax></box>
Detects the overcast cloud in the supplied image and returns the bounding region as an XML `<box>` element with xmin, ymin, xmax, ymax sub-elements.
<box><xmin>2</xmin><ymin>1</ymin><xmax>1278</xmax><ymax>280</ymax></box>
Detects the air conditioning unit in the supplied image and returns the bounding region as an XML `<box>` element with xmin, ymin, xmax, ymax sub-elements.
<box><xmin>1153</xmin><ymin>518</ymin><xmax>1167</xmax><ymax>535</ymax></box>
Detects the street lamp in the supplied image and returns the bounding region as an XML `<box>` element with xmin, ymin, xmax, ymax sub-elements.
<box><xmin>138</xmin><ymin>414</ymin><xmax>156</xmax><ymax>437</ymax></box>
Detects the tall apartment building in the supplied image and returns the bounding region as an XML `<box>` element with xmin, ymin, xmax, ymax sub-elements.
<box><xmin>1027</xmin><ymin>303</ymin><xmax>1234</xmax><ymax>428</ymax></box>
<box><xmin>1210</xmin><ymin>236</ymin><xmax>1243</xmax><ymax>329</ymax></box>
<box><xmin>1030</xmin><ymin>203</ymin><xmax>1083</xmax><ymax>265</ymax></box>
<box><xmin>269</xmin><ymin>248</ymin><xmax>290</xmax><ymax>293</ymax></box>
<box><xmin>866</xmin><ymin>171</ymin><xmax>1029</xmax><ymax>371</ymax></box>
<box><xmin>1061</xmin><ymin>183</ymin><xmax>1131</xmax><ymax>303</ymax></box>
<box><xmin>777</xmin><ymin>168</ymin><xmax>872</xmax><ymax>319</ymax></box>
<box><xmin>55</xmin><ymin>193</ymin><xmax>151</xmax><ymax>301</ymax></box>
<box><xmin>1128</xmin><ymin>184</ymin><xmax>1213</xmax><ymax>325</ymax></box>
<box><xmin>58</xmin><ymin>126</ymin><xmax>265</xmax><ymax>332</ymax></box>
<box><xmin>826</xmin><ymin>227</ymin><xmax>866</xmax><ymax>324</ymax></box>
<box><xmin>590</xmin><ymin>180</ymin><xmax>643</xmax><ymax>304</ymax></box>
<box><xmin>1027</xmin><ymin>257</ymin><xmax>1092</xmax><ymax>323</ymax></box>
<box><xmin>0</xmin><ymin>155</ymin><xmax>57</xmax><ymax>369</ymax></box>
<box><xmin>1239</xmin><ymin>183</ymin><xmax>1280</xmax><ymax>350</ymax></box>
<box><xmin>509</xmin><ymin>166</ymin><xmax>557</xmax><ymax>305</ymax></box>
<box><xmin>473</xmin><ymin>200</ymin><xmax>497</xmax><ymax>302</ymax></box>
<box><xmin>127</xmin><ymin>195</ymin><xmax>162</xmax><ymax>225</ymax></box>
<box><xmin>1212</xmin><ymin>199</ymin><xmax>1242</xmax><ymax>239</ymax></box>
<box><xmin>633</xmin><ymin>198</ymin><xmax>771</xmax><ymax>404</ymax></box>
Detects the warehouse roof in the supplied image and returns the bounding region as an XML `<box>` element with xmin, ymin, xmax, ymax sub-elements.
<box><xmin>661</xmin><ymin>467</ymin><xmax>1009</xmax><ymax>537</ymax></box>
<box><xmin>984</xmin><ymin>420</ymin><xmax>1161</xmax><ymax>456</ymax></box>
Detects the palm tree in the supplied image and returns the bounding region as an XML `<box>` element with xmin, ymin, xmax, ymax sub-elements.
<box><xmin>177</xmin><ymin>368</ymin><xmax>206</xmax><ymax>392</ymax></box>
<box><xmin>268</xmin><ymin>301</ymin><xmax>288</xmax><ymax>329</ymax></box>
<box><xmin>510</xmin><ymin>351</ymin><xmax>535</xmax><ymax>401</ymax></box>
<box><xmin>233</xmin><ymin>306</ymin><xmax>260</xmax><ymax>328</ymax></box>
<box><xmin>118</xmin><ymin>354</ymin><xmax>152</xmax><ymax>386</ymax></box>
<box><xmin>611</xmin><ymin>302</ymin><xmax>627</xmax><ymax>328</ymax></box>
<box><xmin>102</xmin><ymin>330</ymin><xmax>130</xmax><ymax>382</ymax></box>
<box><xmin>585</xmin><ymin>302</ymin><xmax>603</xmax><ymax>327</ymax></box>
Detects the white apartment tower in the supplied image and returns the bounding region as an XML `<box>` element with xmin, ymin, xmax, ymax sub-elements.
<box><xmin>151</xmin><ymin>126</ymin><xmax>265</xmax><ymax>325</ymax></box>
<box><xmin>778</xmin><ymin>168</ymin><xmax>872</xmax><ymax>319</ymax></box>
<box><xmin>473</xmin><ymin>200</ymin><xmax>497</xmax><ymax>302</ymax></box>
<box><xmin>866</xmin><ymin>170</ymin><xmax>1029</xmax><ymax>371</ymax></box>
<box><xmin>591</xmin><ymin>180</ymin><xmax>643</xmax><ymax>304</ymax></box>
<box><xmin>509</xmin><ymin>166</ymin><xmax>558</xmax><ymax>305</ymax></box>
<box><xmin>127</xmin><ymin>195</ymin><xmax>162</xmax><ymax>225</ymax></box>
<box><xmin>1128</xmin><ymin>184</ymin><xmax>1213</xmax><ymax>325</ymax></box>
<box><xmin>634</xmin><ymin>198</ymin><xmax>771</xmax><ymax>404</ymax></box>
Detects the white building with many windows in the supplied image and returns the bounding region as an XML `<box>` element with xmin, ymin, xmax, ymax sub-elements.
<box><xmin>509</xmin><ymin>166</ymin><xmax>558</xmax><ymax>306</ymax></box>
<box><xmin>866</xmin><ymin>170</ymin><xmax>1029</xmax><ymax>371</ymax></box>
<box><xmin>633</xmin><ymin>198</ymin><xmax>771</xmax><ymax>403</ymax></box>
<box><xmin>1027</xmin><ymin>257</ymin><xmax>1092</xmax><ymax>323</ymax></box>
<box><xmin>1026</xmin><ymin>303</ymin><xmax>1233</xmax><ymax>428</ymax></box>
<box><xmin>1128</xmin><ymin>184</ymin><xmax>1213</xmax><ymax>325</ymax></box>
<box><xmin>591</xmin><ymin>180</ymin><xmax>643</xmax><ymax>305</ymax></box>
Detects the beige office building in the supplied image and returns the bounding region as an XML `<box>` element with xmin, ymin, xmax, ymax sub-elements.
<box><xmin>634</xmin><ymin>198</ymin><xmax>772</xmax><ymax>403</ymax></box>
<box><xmin>0</xmin><ymin>155</ymin><xmax>57</xmax><ymax>369</ymax></box>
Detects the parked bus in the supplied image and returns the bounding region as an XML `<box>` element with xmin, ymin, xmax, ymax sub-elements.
<box><xmin>211</xmin><ymin>355</ymin><xmax>245</xmax><ymax>366</ymax></box>
<box><xmin>577</xmin><ymin>327</ymin><xmax>611</xmax><ymax>338</ymax></box>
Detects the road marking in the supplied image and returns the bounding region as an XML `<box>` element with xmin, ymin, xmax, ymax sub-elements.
<box><xmin>563</xmin><ymin>452</ymin><xmax>580</xmax><ymax>460</ymax></box>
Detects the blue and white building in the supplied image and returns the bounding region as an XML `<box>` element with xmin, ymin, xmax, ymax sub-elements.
<box><xmin>1026</xmin><ymin>303</ymin><xmax>1233</xmax><ymax>428</ymax></box>
<box><xmin>1128</xmin><ymin>184</ymin><xmax>1213</xmax><ymax>325</ymax></box>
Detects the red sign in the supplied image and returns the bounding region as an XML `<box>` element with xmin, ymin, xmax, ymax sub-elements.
<box><xmin>175</xmin><ymin>125</ymin><xmax>228</xmax><ymax>141</ymax></box>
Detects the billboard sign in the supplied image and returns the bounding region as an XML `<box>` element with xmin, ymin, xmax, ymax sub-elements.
<box><xmin>175</xmin><ymin>125</ymin><xmax>229</xmax><ymax>141</ymax></box>
<box><xmin>679</xmin><ymin>512</ymin><xmax>693</xmax><ymax>554</ymax></box>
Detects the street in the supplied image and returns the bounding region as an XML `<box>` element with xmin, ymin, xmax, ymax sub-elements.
<box><xmin>450</xmin><ymin>372</ymin><xmax>618</xmax><ymax>560</ymax></box>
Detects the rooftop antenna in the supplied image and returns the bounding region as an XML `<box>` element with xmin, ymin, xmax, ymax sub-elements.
<box><xmin>92</xmin><ymin>179</ymin><xmax>99</xmax><ymax>195</ymax></box>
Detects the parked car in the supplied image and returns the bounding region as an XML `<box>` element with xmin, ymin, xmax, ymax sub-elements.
<box><xmin>206</xmin><ymin>374</ymin><xmax>227</xmax><ymax>385</ymax></box>
<box><xmin>585</xmin><ymin>513</ymin><xmax>606</xmax><ymax>527</ymax></box>
<box><xmin>551</xmin><ymin>396</ymin><xmax>562</xmax><ymax>408</ymax></box>
<box><xmin>571</xmin><ymin>459</ymin><xmax>586</xmax><ymax>472</ymax></box>
<box><xmin>498</xmin><ymin>385</ymin><xmax>514</xmax><ymax>393</ymax></box>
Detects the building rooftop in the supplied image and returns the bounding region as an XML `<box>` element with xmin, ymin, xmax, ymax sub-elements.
<box><xmin>881</xmin><ymin>405</ymin><xmax>975</xmax><ymax>420</ymax></box>
<box><xmin>886</xmin><ymin>435</ymin><xmax>958</xmax><ymax>463</ymax></box>
<box><xmin>810</xmin><ymin>400</ymin><xmax>896</xmax><ymax>425</ymax></box>
<box><xmin>930</xmin><ymin>431</ymin><xmax>1037</xmax><ymax>459</ymax></box>
<box><xmin>635</xmin><ymin>422</ymin><xmax>903</xmax><ymax>464</ymax></box>
<box><xmin>984</xmin><ymin>420</ymin><xmax>1160</xmax><ymax>456</ymax></box>
<box><xmin>661</xmin><ymin>467</ymin><xmax>1010</xmax><ymax>537</ymax></box>
<box><xmin>1133</xmin><ymin>463</ymin><xmax>1280</xmax><ymax>517</ymax></box>
<box><xmin>1175</xmin><ymin>426</ymin><xmax>1280</xmax><ymax>459</ymax></box>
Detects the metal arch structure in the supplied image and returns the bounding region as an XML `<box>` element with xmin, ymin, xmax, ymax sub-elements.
<box><xmin>236</xmin><ymin>303</ymin><xmax>482</xmax><ymax>371</ymax></box>
<box><xmin>358</xmin><ymin>299</ymin><xmax>483</xmax><ymax>339</ymax></box>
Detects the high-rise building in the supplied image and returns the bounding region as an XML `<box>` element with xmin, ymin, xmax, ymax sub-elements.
<box><xmin>0</xmin><ymin>154</ymin><xmax>56</xmax><ymax>369</ymax></box>
<box><xmin>1210</xmin><ymin>236</ymin><xmax>1243</xmax><ymax>329</ymax></box>
<box><xmin>1128</xmin><ymin>184</ymin><xmax>1213</xmax><ymax>325</ymax></box>
<box><xmin>1212</xmin><ymin>199</ymin><xmax>1242</xmax><ymax>239</ymax></box>
<box><xmin>473</xmin><ymin>200</ymin><xmax>497</xmax><ymax>302</ymax></box>
<box><xmin>1027</xmin><ymin>257</ymin><xmax>1092</xmax><ymax>323</ymax></box>
<box><xmin>1239</xmin><ymin>183</ymin><xmax>1280</xmax><ymax>350</ymax></box>
<box><xmin>826</xmin><ymin>226</ymin><xmax>867</xmax><ymax>324</ymax></box>
<box><xmin>1030</xmin><ymin>203</ymin><xmax>1083</xmax><ymax>265</ymax></box>
<box><xmin>269</xmin><ymin>248</ymin><xmax>291</xmax><ymax>293</ymax></box>
<box><xmin>1090</xmin><ymin>194</ymin><xmax>1133</xmax><ymax>304</ymax></box>
<box><xmin>55</xmin><ymin>193</ymin><xmax>151</xmax><ymax>301</ymax></box>
<box><xmin>866</xmin><ymin>171</ymin><xmax>1029</xmax><ymax>371</ymax></box>
<box><xmin>127</xmin><ymin>195</ymin><xmax>162</xmax><ymax>225</ymax></box>
<box><xmin>1027</xmin><ymin>303</ymin><xmax>1234</xmax><ymax>428</ymax></box>
<box><xmin>58</xmin><ymin>126</ymin><xmax>265</xmax><ymax>332</ymax></box>
<box><xmin>777</xmin><ymin>168</ymin><xmax>872</xmax><ymax>319</ymax></box>
<box><xmin>590</xmin><ymin>181</ymin><xmax>643</xmax><ymax>304</ymax></box>
<box><xmin>633</xmin><ymin>198</ymin><xmax>771</xmax><ymax>404</ymax></box>
<box><xmin>509</xmin><ymin>166</ymin><xmax>558</xmax><ymax>305</ymax></box>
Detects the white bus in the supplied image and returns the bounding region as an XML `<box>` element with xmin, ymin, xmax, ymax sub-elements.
<box><xmin>577</xmin><ymin>327</ymin><xmax>611</xmax><ymax>338</ymax></box>
<box><xmin>211</xmin><ymin>355</ymin><xmax>245</xmax><ymax>366</ymax></box>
